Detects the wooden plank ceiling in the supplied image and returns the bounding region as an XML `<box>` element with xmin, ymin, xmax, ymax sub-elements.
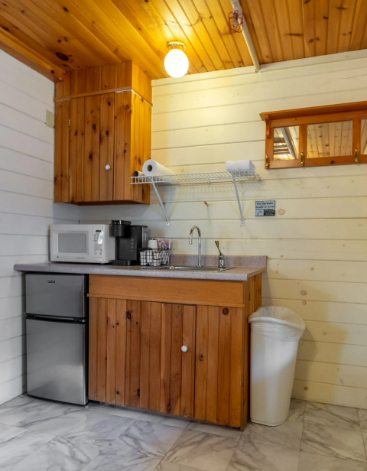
<box><xmin>242</xmin><ymin>0</ymin><xmax>367</xmax><ymax>64</ymax></box>
<box><xmin>0</xmin><ymin>0</ymin><xmax>367</xmax><ymax>82</ymax></box>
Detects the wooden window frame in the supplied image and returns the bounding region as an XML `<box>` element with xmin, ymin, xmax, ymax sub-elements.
<box><xmin>260</xmin><ymin>102</ymin><xmax>367</xmax><ymax>169</ymax></box>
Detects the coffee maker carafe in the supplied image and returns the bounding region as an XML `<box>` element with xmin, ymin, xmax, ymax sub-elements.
<box><xmin>110</xmin><ymin>220</ymin><xmax>148</xmax><ymax>266</ymax></box>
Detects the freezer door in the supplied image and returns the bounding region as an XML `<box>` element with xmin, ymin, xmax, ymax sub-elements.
<box><xmin>26</xmin><ymin>318</ymin><xmax>87</xmax><ymax>405</ymax></box>
<box><xmin>26</xmin><ymin>274</ymin><xmax>86</xmax><ymax>318</ymax></box>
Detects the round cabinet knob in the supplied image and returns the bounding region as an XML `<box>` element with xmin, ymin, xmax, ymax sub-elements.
<box><xmin>105</xmin><ymin>164</ymin><xmax>111</xmax><ymax>171</ymax></box>
<box><xmin>181</xmin><ymin>346</ymin><xmax>188</xmax><ymax>353</ymax></box>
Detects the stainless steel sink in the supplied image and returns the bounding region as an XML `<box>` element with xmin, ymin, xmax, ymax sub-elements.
<box><xmin>142</xmin><ymin>265</ymin><xmax>232</xmax><ymax>272</ymax></box>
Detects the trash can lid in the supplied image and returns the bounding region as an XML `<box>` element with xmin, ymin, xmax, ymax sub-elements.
<box><xmin>249</xmin><ymin>306</ymin><xmax>305</xmax><ymax>331</ymax></box>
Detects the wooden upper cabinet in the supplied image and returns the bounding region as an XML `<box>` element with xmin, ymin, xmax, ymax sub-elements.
<box><xmin>54</xmin><ymin>62</ymin><xmax>151</xmax><ymax>205</ymax></box>
<box><xmin>261</xmin><ymin>102</ymin><xmax>367</xmax><ymax>169</ymax></box>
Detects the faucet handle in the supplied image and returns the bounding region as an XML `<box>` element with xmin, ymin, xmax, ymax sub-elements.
<box><xmin>215</xmin><ymin>240</ymin><xmax>223</xmax><ymax>256</ymax></box>
<box><xmin>215</xmin><ymin>241</ymin><xmax>226</xmax><ymax>269</ymax></box>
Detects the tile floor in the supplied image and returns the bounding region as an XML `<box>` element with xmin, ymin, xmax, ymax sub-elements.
<box><xmin>0</xmin><ymin>395</ymin><xmax>366</xmax><ymax>470</ymax></box>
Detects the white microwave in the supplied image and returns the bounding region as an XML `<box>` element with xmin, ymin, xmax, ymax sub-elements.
<box><xmin>50</xmin><ymin>224</ymin><xmax>115</xmax><ymax>264</ymax></box>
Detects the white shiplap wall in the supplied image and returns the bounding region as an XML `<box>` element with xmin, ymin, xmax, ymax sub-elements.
<box><xmin>80</xmin><ymin>50</ymin><xmax>367</xmax><ymax>409</ymax></box>
<box><xmin>0</xmin><ymin>51</ymin><xmax>79</xmax><ymax>405</ymax></box>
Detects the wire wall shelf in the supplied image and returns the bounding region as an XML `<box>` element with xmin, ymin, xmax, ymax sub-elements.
<box><xmin>131</xmin><ymin>171</ymin><xmax>261</xmax><ymax>226</ymax></box>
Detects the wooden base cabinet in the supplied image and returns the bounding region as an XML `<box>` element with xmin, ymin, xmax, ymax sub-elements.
<box><xmin>88</xmin><ymin>274</ymin><xmax>262</xmax><ymax>430</ymax></box>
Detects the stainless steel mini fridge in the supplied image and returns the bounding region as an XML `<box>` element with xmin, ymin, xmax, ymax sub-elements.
<box><xmin>25</xmin><ymin>273</ymin><xmax>88</xmax><ymax>405</ymax></box>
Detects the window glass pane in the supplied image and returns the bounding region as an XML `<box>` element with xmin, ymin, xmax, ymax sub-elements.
<box><xmin>307</xmin><ymin>120</ymin><xmax>353</xmax><ymax>158</ymax></box>
<box><xmin>361</xmin><ymin>118</ymin><xmax>367</xmax><ymax>154</ymax></box>
<box><xmin>273</xmin><ymin>126</ymin><xmax>299</xmax><ymax>160</ymax></box>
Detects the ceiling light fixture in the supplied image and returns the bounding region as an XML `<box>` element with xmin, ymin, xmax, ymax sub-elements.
<box><xmin>164</xmin><ymin>42</ymin><xmax>189</xmax><ymax>78</ymax></box>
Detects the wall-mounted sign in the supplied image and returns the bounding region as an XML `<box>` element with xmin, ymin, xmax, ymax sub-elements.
<box><xmin>255</xmin><ymin>200</ymin><xmax>276</xmax><ymax>217</ymax></box>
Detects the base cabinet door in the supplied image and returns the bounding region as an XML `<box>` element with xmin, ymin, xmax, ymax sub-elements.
<box><xmin>89</xmin><ymin>298</ymin><xmax>196</xmax><ymax>418</ymax></box>
<box><xmin>194</xmin><ymin>305</ymin><xmax>247</xmax><ymax>428</ymax></box>
<box><xmin>159</xmin><ymin>303</ymin><xmax>196</xmax><ymax>417</ymax></box>
<box><xmin>124</xmin><ymin>301</ymin><xmax>196</xmax><ymax>417</ymax></box>
<box><xmin>88</xmin><ymin>297</ymin><xmax>127</xmax><ymax>405</ymax></box>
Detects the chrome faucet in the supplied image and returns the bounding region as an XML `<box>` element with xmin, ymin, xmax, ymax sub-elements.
<box><xmin>189</xmin><ymin>226</ymin><xmax>202</xmax><ymax>267</ymax></box>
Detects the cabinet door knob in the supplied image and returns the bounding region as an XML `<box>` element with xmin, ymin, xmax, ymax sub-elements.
<box><xmin>105</xmin><ymin>164</ymin><xmax>111</xmax><ymax>170</ymax></box>
<box><xmin>181</xmin><ymin>346</ymin><xmax>188</xmax><ymax>353</ymax></box>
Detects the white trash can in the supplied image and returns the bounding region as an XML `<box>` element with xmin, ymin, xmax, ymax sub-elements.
<box><xmin>249</xmin><ymin>306</ymin><xmax>305</xmax><ymax>426</ymax></box>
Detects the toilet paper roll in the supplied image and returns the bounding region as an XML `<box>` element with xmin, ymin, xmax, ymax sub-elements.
<box><xmin>132</xmin><ymin>170</ymin><xmax>144</xmax><ymax>177</ymax></box>
<box><xmin>226</xmin><ymin>160</ymin><xmax>255</xmax><ymax>174</ymax></box>
<box><xmin>143</xmin><ymin>159</ymin><xmax>174</xmax><ymax>176</ymax></box>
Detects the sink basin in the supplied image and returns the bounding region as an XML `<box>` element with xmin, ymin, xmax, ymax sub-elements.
<box><xmin>142</xmin><ymin>265</ymin><xmax>232</xmax><ymax>272</ymax></box>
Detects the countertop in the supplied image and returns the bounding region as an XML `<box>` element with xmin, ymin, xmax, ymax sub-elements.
<box><xmin>14</xmin><ymin>255</ymin><xmax>266</xmax><ymax>281</ymax></box>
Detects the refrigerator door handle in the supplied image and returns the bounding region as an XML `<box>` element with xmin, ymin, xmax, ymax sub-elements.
<box><xmin>26</xmin><ymin>315</ymin><xmax>87</xmax><ymax>324</ymax></box>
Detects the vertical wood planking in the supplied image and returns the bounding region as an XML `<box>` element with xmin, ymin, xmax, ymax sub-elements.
<box><xmin>194</xmin><ymin>305</ymin><xmax>209</xmax><ymax>420</ymax></box>
<box><xmin>84</xmin><ymin>95</ymin><xmax>101</xmax><ymax>202</ymax></box>
<box><xmin>88</xmin><ymin>297</ymin><xmax>98</xmax><ymax>401</ymax></box>
<box><xmin>217</xmin><ymin>306</ymin><xmax>231</xmax><ymax>425</ymax></box>
<box><xmin>69</xmin><ymin>97</ymin><xmax>85</xmax><ymax>202</ymax></box>
<box><xmin>149</xmin><ymin>302</ymin><xmax>162</xmax><ymax>411</ymax></box>
<box><xmin>229</xmin><ymin>307</ymin><xmax>244</xmax><ymax>427</ymax></box>
<box><xmin>114</xmin><ymin>92</ymin><xmax>131</xmax><ymax>201</ymax></box>
<box><xmin>170</xmin><ymin>304</ymin><xmax>183</xmax><ymax>415</ymax></box>
<box><xmin>181</xmin><ymin>305</ymin><xmax>196</xmax><ymax>417</ymax></box>
<box><xmin>115</xmin><ymin>299</ymin><xmax>127</xmax><ymax>406</ymax></box>
<box><xmin>61</xmin><ymin>100</ymin><xmax>70</xmax><ymax>202</ymax></box>
<box><xmin>125</xmin><ymin>300</ymin><xmax>141</xmax><ymax>407</ymax></box>
<box><xmin>140</xmin><ymin>301</ymin><xmax>152</xmax><ymax>409</ymax></box>
<box><xmin>206</xmin><ymin>306</ymin><xmax>220</xmax><ymax>422</ymax></box>
<box><xmin>96</xmin><ymin>298</ymin><xmax>107</xmax><ymax>402</ymax></box>
<box><xmin>160</xmin><ymin>303</ymin><xmax>172</xmax><ymax>414</ymax></box>
<box><xmin>54</xmin><ymin>101</ymin><xmax>63</xmax><ymax>202</ymax></box>
<box><xmin>195</xmin><ymin>302</ymin><xmax>247</xmax><ymax>427</ymax></box>
<box><xmin>106</xmin><ymin>298</ymin><xmax>117</xmax><ymax>404</ymax></box>
<box><xmin>132</xmin><ymin>93</ymin><xmax>142</xmax><ymax>202</ymax></box>
<box><xmin>54</xmin><ymin>100</ymin><xmax>69</xmax><ymax>202</ymax></box>
<box><xmin>99</xmin><ymin>93</ymin><xmax>115</xmax><ymax>201</ymax></box>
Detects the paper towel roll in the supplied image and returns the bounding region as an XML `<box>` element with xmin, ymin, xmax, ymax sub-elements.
<box><xmin>143</xmin><ymin>159</ymin><xmax>173</xmax><ymax>176</ymax></box>
<box><xmin>226</xmin><ymin>160</ymin><xmax>255</xmax><ymax>174</ymax></box>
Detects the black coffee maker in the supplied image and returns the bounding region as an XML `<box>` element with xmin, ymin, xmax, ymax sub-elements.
<box><xmin>110</xmin><ymin>220</ymin><xmax>148</xmax><ymax>266</ymax></box>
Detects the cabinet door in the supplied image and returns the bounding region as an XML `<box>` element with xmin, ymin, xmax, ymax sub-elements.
<box><xmin>69</xmin><ymin>97</ymin><xmax>85</xmax><ymax>203</ymax></box>
<box><xmin>84</xmin><ymin>93</ymin><xmax>115</xmax><ymax>202</ymax></box>
<box><xmin>160</xmin><ymin>304</ymin><xmax>196</xmax><ymax>417</ymax></box>
<box><xmin>195</xmin><ymin>305</ymin><xmax>246</xmax><ymax>428</ymax></box>
<box><xmin>89</xmin><ymin>297</ymin><xmax>127</xmax><ymax>405</ymax></box>
<box><xmin>89</xmin><ymin>299</ymin><xmax>196</xmax><ymax>417</ymax></box>
<box><xmin>124</xmin><ymin>301</ymin><xmax>196</xmax><ymax>417</ymax></box>
<box><xmin>114</xmin><ymin>92</ymin><xmax>150</xmax><ymax>204</ymax></box>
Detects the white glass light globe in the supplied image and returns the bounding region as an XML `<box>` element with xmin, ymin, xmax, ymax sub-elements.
<box><xmin>164</xmin><ymin>48</ymin><xmax>189</xmax><ymax>78</ymax></box>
